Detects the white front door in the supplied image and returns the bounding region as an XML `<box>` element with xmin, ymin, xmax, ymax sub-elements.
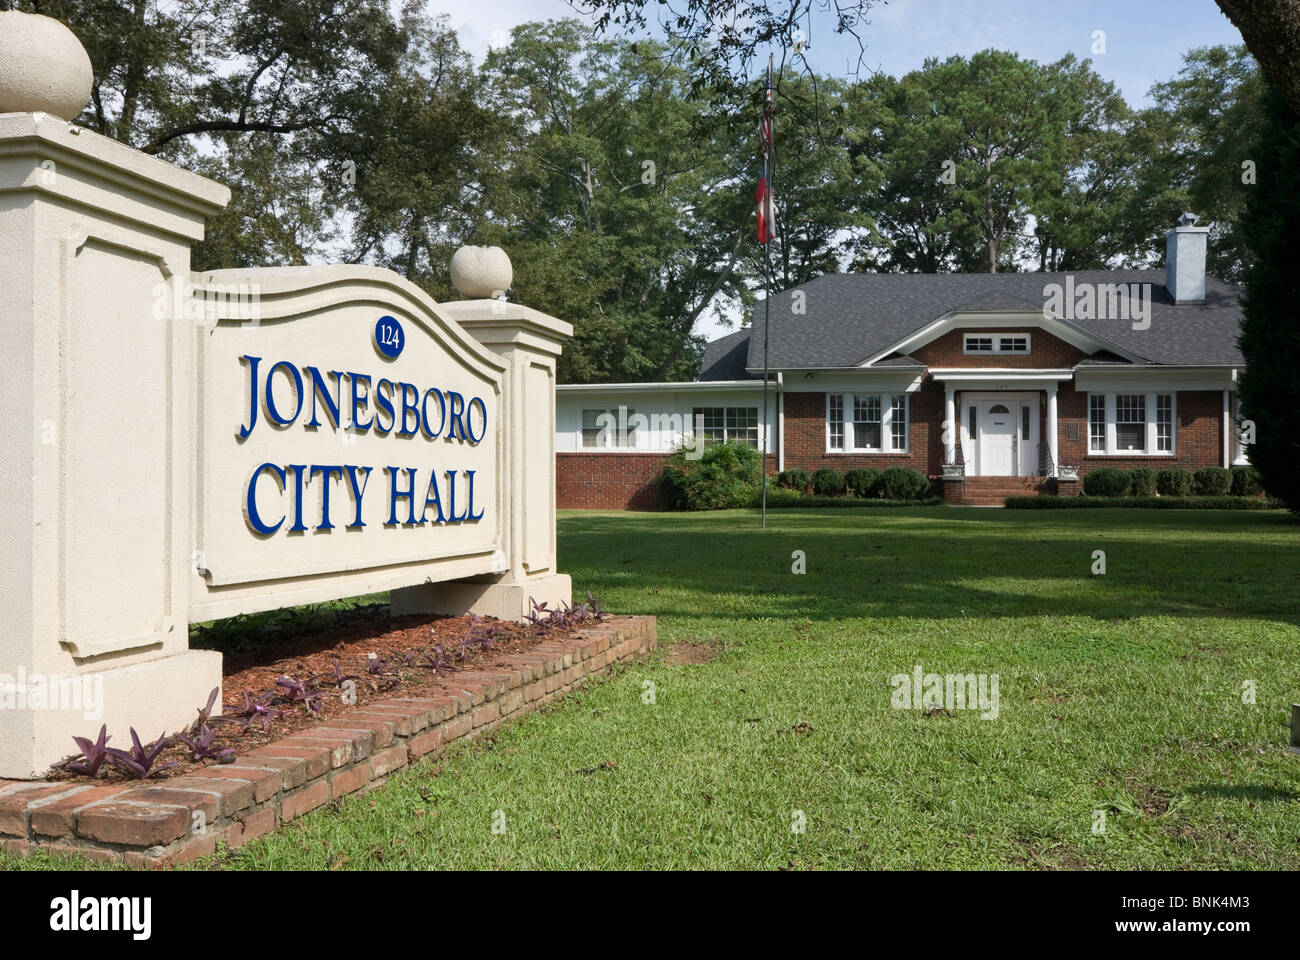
<box><xmin>979</xmin><ymin>402</ymin><xmax>1017</xmax><ymax>476</ymax></box>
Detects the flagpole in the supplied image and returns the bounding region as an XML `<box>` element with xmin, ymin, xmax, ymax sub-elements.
<box><xmin>761</xmin><ymin>52</ymin><xmax>773</xmax><ymax>530</ymax></box>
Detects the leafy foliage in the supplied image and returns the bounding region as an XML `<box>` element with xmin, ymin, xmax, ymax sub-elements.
<box><xmin>810</xmin><ymin>468</ymin><xmax>845</xmax><ymax>497</ymax></box>
<box><xmin>1156</xmin><ymin>468</ymin><xmax>1194</xmax><ymax>497</ymax></box>
<box><xmin>1083</xmin><ymin>466</ymin><xmax>1131</xmax><ymax>497</ymax></box>
<box><xmin>175</xmin><ymin>724</ymin><xmax>236</xmax><ymax>764</ymax></box>
<box><xmin>106</xmin><ymin>729</ymin><xmax>176</xmax><ymax>780</ymax></box>
<box><xmin>1230</xmin><ymin>464</ymin><xmax>1264</xmax><ymax>497</ymax></box>
<box><xmin>659</xmin><ymin>441</ymin><xmax>762</xmax><ymax>510</ymax></box>
<box><xmin>1192</xmin><ymin>466</ymin><xmax>1232</xmax><ymax>496</ymax></box>
<box><xmin>876</xmin><ymin>467</ymin><xmax>929</xmax><ymax>501</ymax></box>
<box><xmin>1127</xmin><ymin>467</ymin><xmax>1158</xmax><ymax>497</ymax></box>
<box><xmin>1237</xmin><ymin>81</ymin><xmax>1300</xmax><ymax>512</ymax></box>
<box><xmin>58</xmin><ymin>725</ymin><xmax>112</xmax><ymax>778</ymax></box>
<box><xmin>843</xmin><ymin>468</ymin><xmax>881</xmax><ymax>498</ymax></box>
<box><xmin>776</xmin><ymin>468</ymin><xmax>810</xmax><ymax>492</ymax></box>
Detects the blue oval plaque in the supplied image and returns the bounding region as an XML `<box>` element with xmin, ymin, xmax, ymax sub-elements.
<box><xmin>374</xmin><ymin>314</ymin><xmax>404</xmax><ymax>359</ymax></box>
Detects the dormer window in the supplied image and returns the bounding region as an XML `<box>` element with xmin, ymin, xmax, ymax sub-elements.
<box><xmin>964</xmin><ymin>333</ymin><xmax>1030</xmax><ymax>355</ymax></box>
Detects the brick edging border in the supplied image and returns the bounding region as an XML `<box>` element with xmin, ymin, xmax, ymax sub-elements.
<box><xmin>0</xmin><ymin>616</ymin><xmax>657</xmax><ymax>868</ymax></box>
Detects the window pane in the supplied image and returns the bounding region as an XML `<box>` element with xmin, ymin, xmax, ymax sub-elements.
<box><xmin>1089</xmin><ymin>395</ymin><xmax>1105</xmax><ymax>452</ymax></box>
<box><xmin>1021</xmin><ymin>405</ymin><xmax>1030</xmax><ymax>440</ymax></box>
<box><xmin>968</xmin><ymin>406</ymin><xmax>977</xmax><ymax>441</ymax></box>
<box><xmin>890</xmin><ymin>394</ymin><xmax>907</xmax><ymax>450</ymax></box>
<box><xmin>1000</xmin><ymin>336</ymin><xmax>1028</xmax><ymax>353</ymax></box>
<box><xmin>1116</xmin><ymin>394</ymin><xmax>1146</xmax><ymax>452</ymax></box>
<box><xmin>965</xmin><ymin>336</ymin><xmax>993</xmax><ymax>352</ymax></box>
<box><xmin>694</xmin><ymin>407</ymin><xmax>725</xmax><ymax>443</ymax></box>
<box><xmin>853</xmin><ymin>394</ymin><xmax>881</xmax><ymax>450</ymax></box>
<box><xmin>728</xmin><ymin>407</ymin><xmax>759</xmax><ymax>447</ymax></box>
<box><xmin>1156</xmin><ymin>395</ymin><xmax>1172</xmax><ymax>452</ymax></box>
<box><xmin>617</xmin><ymin>408</ymin><xmax>636</xmax><ymax>448</ymax></box>
<box><xmin>828</xmin><ymin>395</ymin><xmax>844</xmax><ymax>450</ymax></box>
<box><xmin>582</xmin><ymin>409</ymin><xmax>604</xmax><ymax>448</ymax></box>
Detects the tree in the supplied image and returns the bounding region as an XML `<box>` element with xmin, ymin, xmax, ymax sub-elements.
<box><xmin>1133</xmin><ymin>46</ymin><xmax>1263</xmax><ymax>281</ymax></box>
<box><xmin>1216</xmin><ymin>0</ymin><xmax>1300</xmax><ymax>115</ymax></box>
<box><xmin>480</xmin><ymin>20</ymin><xmax>758</xmax><ymax>383</ymax></box>
<box><xmin>1235</xmin><ymin>82</ymin><xmax>1300</xmax><ymax>511</ymax></box>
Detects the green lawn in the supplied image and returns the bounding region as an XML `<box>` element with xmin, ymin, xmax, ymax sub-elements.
<box><xmin>8</xmin><ymin>507</ymin><xmax>1300</xmax><ymax>870</ymax></box>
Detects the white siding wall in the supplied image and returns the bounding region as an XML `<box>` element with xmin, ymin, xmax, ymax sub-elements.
<box><xmin>556</xmin><ymin>387</ymin><xmax>774</xmax><ymax>453</ymax></box>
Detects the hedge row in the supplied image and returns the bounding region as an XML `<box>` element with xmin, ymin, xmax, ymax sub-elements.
<box><xmin>1006</xmin><ymin>495</ymin><xmax>1285</xmax><ymax>510</ymax></box>
<box><xmin>775</xmin><ymin>466</ymin><xmax>931</xmax><ymax>501</ymax></box>
<box><xmin>757</xmin><ymin>488</ymin><xmax>944</xmax><ymax>509</ymax></box>
<box><xmin>1081</xmin><ymin>465</ymin><xmax>1263</xmax><ymax>498</ymax></box>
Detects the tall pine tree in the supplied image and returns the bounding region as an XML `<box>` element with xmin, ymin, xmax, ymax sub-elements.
<box><xmin>1237</xmin><ymin>82</ymin><xmax>1300</xmax><ymax>511</ymax></box>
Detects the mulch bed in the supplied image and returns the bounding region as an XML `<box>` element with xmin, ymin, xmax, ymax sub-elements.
<box><xmin>47</xmin><ymin>605</ymin><xmax>589</xmax><ymax>784</ymax></box>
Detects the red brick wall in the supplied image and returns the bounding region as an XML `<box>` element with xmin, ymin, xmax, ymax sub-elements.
<box><xmin>557</xmin><ymin>452</ymin><xmax>778</xmax><ymax>510</ymax></box>
<box><xmin>557</xmin><ymin>453</ymin><xmax>669</xmax><ymax>510</ymax></box>
<box><xmin>783</xmin><ymin>383</ymin><xmax>943</xmax><ymax>475</ymax></box>
<box><xmin>912</xmin><ymin>328</ymin><xmax>1088</xmax><ymax>368</ymax></box>
<box><xmin>1057</xmin><ymin>386</ymin><xmax>1225</xmax><ymax>472</ymax></box>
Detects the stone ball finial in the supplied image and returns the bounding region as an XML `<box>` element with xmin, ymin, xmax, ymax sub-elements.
<box><xmin>449</xmin><ymin>245</ymin><xmax>513</xmax><ymax>299</ymax></box>
<box><xmin>0</xmin><ymin>12</ymin><xmax>94</xmax><ymax>121</ymax></box>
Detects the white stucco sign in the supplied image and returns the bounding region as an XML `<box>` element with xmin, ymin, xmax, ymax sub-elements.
<box><xmin>0</xmin><ymin>13</ymin><xmax>572</xmax><ymax>778</ymax></box>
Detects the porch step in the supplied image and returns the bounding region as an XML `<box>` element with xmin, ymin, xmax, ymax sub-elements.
<box><xmin>955</xmin><ymin>476</ymin><xmax>1052</xmax><ymax>506</ymax></box>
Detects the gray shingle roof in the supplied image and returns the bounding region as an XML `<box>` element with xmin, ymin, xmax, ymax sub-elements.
<box><xmin>738</xmin><ymin>271</ymin><xmax>1244</xmax><ymax>370</ymax></box>
<box><xmin>699</xmin><ymin>327</ymin><xmax>758</xmax><ymax>380</ymax></box>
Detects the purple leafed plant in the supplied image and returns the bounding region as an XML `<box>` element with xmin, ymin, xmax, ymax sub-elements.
<box><xmin>366</xmin><ymin>655</ymin><xmax>390</xmax><ymax>676</ymax></box>
<box><xmin>175</xmin><ymin>723</ymin><xmax>236</xmax><ymax>763</ymax></box>
<box><xmin>106</xmin><ymin>729</ymin><xmax>176</xmax><ymax>780</ymax></box>
<box><xmin>274</xmin><ymin>676</ymin><xmax>325</xmax><ymax>714</ymax></box>
<box><xmin>190</xmin><ymin>687</ymin><xmax>221</xmax><ymax>734</ymax></box>
<box><xmin>312</xmin><ymin>659</ymin><xmax>360</xmax><ymax>689</ymax></box>
<box><xmin>59</xmin><ymin>724</ymin><xmax>112</xmax><ymax>777</ymax></box>
<box><xmin>225</xmin><ymin>690</ymin><xmax>292</xmax><ymax>732</ymax></box>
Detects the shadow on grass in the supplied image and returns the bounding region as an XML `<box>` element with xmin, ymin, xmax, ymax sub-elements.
<box><xmin>559</xmin><ymin>509</ymin><xmax>1300</xmax><ymax>626</ymax></box>
<box><xmin>1185</xmin><ymin>784</ymin><xmax>1300</xmax><ymax>803</ymax></box>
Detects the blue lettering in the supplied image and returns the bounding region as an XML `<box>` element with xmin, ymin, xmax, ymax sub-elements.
<box><xmin>304</xmin><ymin>367</ymin><xmax>343</xmax><ymax>429</ymax></box>
<box><xmin>344</xmin><ymin>465</ymin><xmax>371</xmax><ymax>529</ymax></box>
<box><xmin>373</xmin><ymin>379</ymin><xmax>396</xmax><ymax>434</ymax></box>
<box><xmin>309</xmin><ymin>465</ymin><xmax>344</xmax><ymax>530</ymax></box>
<box><xmin>238</xmin><ymin>355</ymin><xmax>261</xmax><ymax>440</ymax></box>
<box><xmin>245</xmin><ymin>462</ymin><xmax>285</xmax><ymax>534</ymax></box>
<box><xmin>385</xmin><ymin>466</ymin><xmax>420</xmax><ymax>525</ymax></box>
<box><xmin>265</xmin><ymin>361</ymin><xmax>304</xmax><ymax>426</ymax></box>
<box><xmin>349</xmin><ymin>372</ymin><xmax>372</xmax><ymax>433</ymax></box>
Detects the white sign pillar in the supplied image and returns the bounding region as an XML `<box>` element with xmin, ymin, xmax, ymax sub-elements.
<box><xmin>392</xmin><ymin>298</ymin><xmax>573</xmax><ymax>621</ymax></box>
<box><xmin>0</xmin><ymin>14</ymin><xmax>230</xmax><ymax>777</ymax></box>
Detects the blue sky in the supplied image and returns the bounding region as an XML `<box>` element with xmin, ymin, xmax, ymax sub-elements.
<box><xmin>440</xmin><ymin>0</ymin><xmax>1244</xmax><ymax>105</ymax></box>
<box><xmin>436</xmin><ymin>0</ymin><xmax>1247</xmax><ymax>341</ymax></box>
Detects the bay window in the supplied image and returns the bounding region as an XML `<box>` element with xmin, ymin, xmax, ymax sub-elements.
<box><xmin>826</xmin><ymin>391</ymin><xmax>909</xmax><ymax>453</ymax></box>
<box><xmin>1086</xmin><ymin>392</ymin><xmax>1176</xmax><ymax>456</ymax></box>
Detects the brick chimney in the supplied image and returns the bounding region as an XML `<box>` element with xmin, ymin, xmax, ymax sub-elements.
<box><xmin>1165</xmin><ymin>212</ymin><xmax>1209</xmax><ymax>303</ymax></box>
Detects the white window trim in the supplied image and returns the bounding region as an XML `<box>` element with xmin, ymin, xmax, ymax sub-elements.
<box><xmin>825</xmin><ymin>392</ymin><xmax>909</xmax><ymax>454</ymax></box>
<box><xmin>1086</xmin><ymin>391</ymin><xmax>1177</xmax><ymax>457</ymax></box>
<box><xmin>963</xmin><ymin>332</ymin><xmax>1032</xmax><ymax>355</ymax></box>
<box><xmin>690</xmin><ymin>405</ymin><xmax>760</xmax><ymax>447</ymax></box>
<box><xmin>579</xmin><ymin>407</ymin><xmax>642</xmax><ymax>451</ymax></box>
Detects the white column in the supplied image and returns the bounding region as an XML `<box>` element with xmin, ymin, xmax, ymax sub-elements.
<box><xmin>392</xmin><ymin>301</ymin><xmax>573</xmax><ymax>622</ymax></box>
<box><xmin>1222</xmin><ymin>388</ymin><xmax>1231</xmax><ymax>468</ymax></box>
<box><xmin>1046</xmin><ymin>384</ymin><xmax>1059</xmax><ymax>477</ymax></box>
<box><xmin>944</xmin><ymin>385</ymin><xmax>956</xmax><ymax>465</ymax></box>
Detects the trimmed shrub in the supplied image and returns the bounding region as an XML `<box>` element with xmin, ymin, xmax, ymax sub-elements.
<box><xmin>844</xmin><ymin>468</ymin><xmax>881</xmax><ymax>498</ymax></box>
<box><xmin>1156</xmin><ymin>468</ymin><xmax>1193</xmax><ymax>497</ymax></box>
<box><xmin>877</xmin><ymin>466</ymin><xmax>929</xmax><ymax>500</ymax></box>
<box><xmin>1127</xmin><ymin>467</ymin><xmax>1157</xmax><ymax>497</ymax></box>
<box><xmin>1083</xmin><ymin>466</ymin><xmax>1130</xmax><ymax>497</ymax></box>
<box><xmin>1192</xmin><ymin>466</ymin><xmax>1232</xmax><ymax>496</ymax></box>
<box><xmin>659</xmin><ymin>441</ymin><xmax>761</xmax><ymax>511</ymax></box>
<box><xmin>1230</xmin><ymin>464</ymin><xmax>1263</xmax><ymax>497</ymax></box>
<box><xmin>1006</xmin><ymin>495</ymin><xmax>1284</xmax><ymax>510</ymax></box>
<box><xmin>751</xmin><ymin>488</ymin><xmax>944</xmax><ymax>508</ymax></box>
<box><xmin>776</xmin><ymin>468</ymin><xmax>810</xmax><ymax>493</ymax></box>
<box><xmin>810</xmin><ymin>468</ymin><xmax>846</xmax><ymax>497</ymax></box>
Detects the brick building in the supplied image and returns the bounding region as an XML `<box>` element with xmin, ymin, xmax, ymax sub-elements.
<box><xmin>556</xmin><ymin>216</ymin><xmax>1248</xmax><ymax>508</ymax></box>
